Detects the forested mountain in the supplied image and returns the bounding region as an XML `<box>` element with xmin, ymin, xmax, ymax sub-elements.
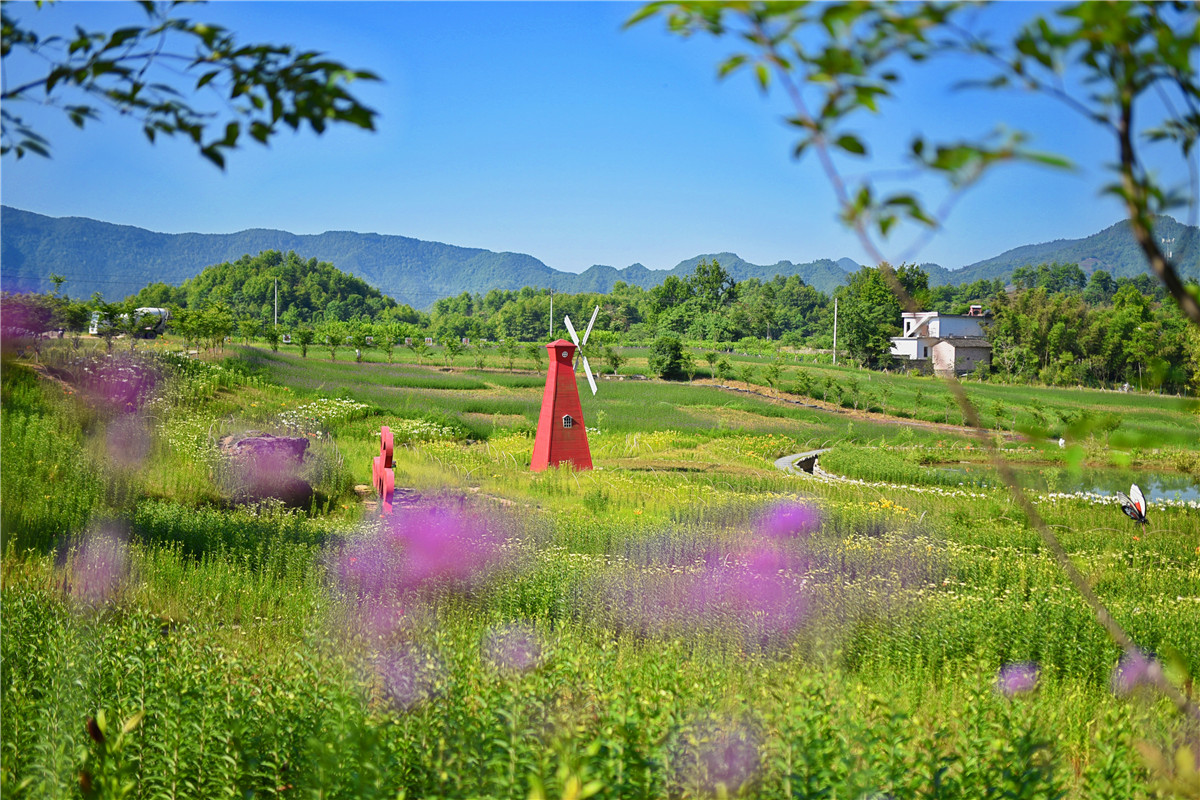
<box><xmin>934</xmin><ymin>215</ymin><xmax>1198</xmax><ymax>286</ymax></box>
<box><xmin>0</xmin><ymin>207</ymin><xmax>561</xmax><ymax>309</ymax></box>
<box><xmin>3</xmin><ymin>206</ymin><xmax>1195</xmax><ymax>307</ymax></box>
<box><xmin>1</xmin><ymin>207</ymin><xmax>859</xmax><ymax>304</ymax></box>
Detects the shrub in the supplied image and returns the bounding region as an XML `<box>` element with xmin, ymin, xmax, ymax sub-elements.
<box><xmin>648</xmin><ymin>334</ymin><xmax>686</xmax><ymax>380</ymax></box>
<box><xmin>716</xmin><ymin>357</ymin><xmax>734</xmax><ymax>381</ymax></box>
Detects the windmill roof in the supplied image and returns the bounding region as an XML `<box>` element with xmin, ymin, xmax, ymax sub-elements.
<box><xmin>547</xmin><ymin>339</ymin><xmax>574</xmax><ymax>348</ymax></box>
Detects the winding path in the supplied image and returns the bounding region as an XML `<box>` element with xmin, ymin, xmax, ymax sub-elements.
<box><xmin>774</xmin><ymin>449</ymin><xmax>830</xmax><ymax>475</ymax></box>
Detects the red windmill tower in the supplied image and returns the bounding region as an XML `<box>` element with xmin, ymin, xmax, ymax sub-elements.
<box><xmin>531</xmin><ymin>307</ymin><xmax>599</xmax><ymax>472</ymax></box>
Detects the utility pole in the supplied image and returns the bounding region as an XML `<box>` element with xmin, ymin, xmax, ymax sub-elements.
<box><xmin>549</xmin><ymin>290</ymin><xmax>554</xmax><ymax>339</ymax></box>
<box><xmin>832</xmin><ymin>297</ymin><xmax>838</xmax><ymax>366</ymax></box>
<box><xmin>274</xmin><ymin>278</ymin><xmax>278</xmax><ymax>328</ymax></box>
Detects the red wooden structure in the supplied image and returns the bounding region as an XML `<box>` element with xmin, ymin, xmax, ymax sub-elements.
<box><xmin>531</xmin><ymin>339</ymin><xmax>593</xmax><ymax>471</ymax></box>
<box><xmin>373</xmin><ymin>426</ymin><xmax>395</xmax><ymax>513</ymax></box>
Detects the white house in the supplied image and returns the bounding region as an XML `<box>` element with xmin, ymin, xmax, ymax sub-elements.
<box><xmin>890</xmin><ymin>309</ymin><xmax>991</xmax><ymax>374</ymax></box>
<box><xmin>932</xmin><ymin>338</ymin><xmax>992</xmax><ymax>375</ymax></box>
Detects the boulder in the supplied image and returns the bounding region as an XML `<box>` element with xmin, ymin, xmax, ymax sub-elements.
<box><xmin>219</xmin><ymin>432</ymin><xmax>313</xmax><ymax>507</ymax></box>
<box><xmin>219</xmin><ymin>432</ymin><xmax>308</xmax><ymax>465</ymax></box>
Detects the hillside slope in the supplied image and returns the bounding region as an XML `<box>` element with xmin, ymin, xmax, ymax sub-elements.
<box><xmin>941</xmin><ymin>215</ymin><xmax>1198</xmax><ymax>286</ymax></box>
<box><xmin>1</xmin><ymin>207</ymin><xmax>861</xmax><ymax>304</ymax></box>
<box><xmin>3</xmin><ymin>206</ymin><xmax>1194</xmax><ymax>305</ymax></box>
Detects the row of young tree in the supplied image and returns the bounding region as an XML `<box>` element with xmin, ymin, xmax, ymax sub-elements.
<box><xmin>6</xmin><ymin>250</ymin><xmax>1196</xmax><ymax>393</ymax></box>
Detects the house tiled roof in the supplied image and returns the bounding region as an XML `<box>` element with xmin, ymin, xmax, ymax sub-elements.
<box><xmin>934</xmin><ymin>337</ymin><xmax>991</xmax><ymax>348</ymax></box>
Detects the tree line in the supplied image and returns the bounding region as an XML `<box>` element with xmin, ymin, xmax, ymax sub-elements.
<box><xmin>4</xmin><ymin>248</ymin><xmax>1195</xmax><ymax>394</ymax></box>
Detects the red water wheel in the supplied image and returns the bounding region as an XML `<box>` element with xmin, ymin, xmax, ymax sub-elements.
<box><xmin>372</xmin><ymin>426</ymin><xmax>395</xmax><ymax>514</ymax></box>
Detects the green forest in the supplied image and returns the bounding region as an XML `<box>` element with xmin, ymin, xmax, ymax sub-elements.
<box><xmin>6</xmin><ymin>248</ymin><xmax>1196</xmax><ymax>394</ymax></box>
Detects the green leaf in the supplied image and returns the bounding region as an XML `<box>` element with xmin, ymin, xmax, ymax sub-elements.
<box><xmin>200</xmin><ymin>145</ymin><xmax>226</xmax><ymax>170</ymax></box>
<box><xmin>821</xmin><ymin>3</ymin><xmax>863</xmax><ymax>35</ymax></box>
<box><xmin>718</xmin><ymin>53</ymin><xmax>747</xmax><ymax>79</ymax></box>
<box><xmin>249</xmin><ymin>121</ymin><xmax>271</xmax><ymax>144</ymax></box>
<box><xmin>122</xmin><ymin>709</ymin><xmax>146</xmax><ymax>735</ymax></box>
<box><xmin>19</xmin><ymin>139</ymin><xmax>50</xmax><ymax>158</ymax></box>
<box><xmin>105</xmin><ymin>26</ymin><xmax>143</xmax><ymax>49</ymax></box>
<box><xmin>1018</xmin><ymin>149</ymin><xmax>1074</xmax><ymax>170</ymax></box>
<box><xmin>195</xmin><ymin>70</ymin><xmax>221</xmax><ymax>90</ymax></box>
<box><xmin>44</xmin><ymin>66</ymin><xmax>71</xmax><ymax>94</ymax></box>
<box><xmin>622</xmin><ymin>3</ymin><xmax>662</xmax><ymax>30</ymax></box>
<box><xmin>834</xmin><ymin>134</ymin><xmax>866</xmax><ymax>155</ymax></box>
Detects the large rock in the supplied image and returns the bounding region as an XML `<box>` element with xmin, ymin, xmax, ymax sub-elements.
<box><xmin>220</xmin><ymin>432</ymin><xmax>308</xmax><ymax>464</ymax></box>
<box><xmin>219</xmin><ymin>432</ymin><xmax>313</xmax><ymax>507</ymax></box>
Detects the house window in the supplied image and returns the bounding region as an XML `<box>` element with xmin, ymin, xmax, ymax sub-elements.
<box><xmin>562</xmin><ymin>415</ymin><xmax>574</xmax><ymax>429</ymax></box>
<box><xmin>923</xmin><ymin>346</ymin><xmax>928</xmax><ymax>358</ymax></box>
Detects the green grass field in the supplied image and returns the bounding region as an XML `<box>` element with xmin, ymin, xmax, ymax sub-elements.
<box><xmin>2</xmin><ymin>337</ymin><xmax>1198</xmax><ymax>799</ymax></box>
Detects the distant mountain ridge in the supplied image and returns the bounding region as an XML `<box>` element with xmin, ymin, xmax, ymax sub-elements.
<box><xmin>926</xmin><ymin>215</ymin><xmax>1198</xmax><ymax>287</ymax></box>
<box><xmin>2</xmin><ymin>206</ymin><xmax>1195</xmax><ymax>307</ymax></box>
<box><xmin>1</xmin><ymin>207</ymin><xmax>860</xmax><ymax>305</ymax></box>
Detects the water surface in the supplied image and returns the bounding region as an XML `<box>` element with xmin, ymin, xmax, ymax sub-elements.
<box><xmin>937</xmin><ymin>462</ymin><xmax>1199</xmax><ymax>503</ymax></box>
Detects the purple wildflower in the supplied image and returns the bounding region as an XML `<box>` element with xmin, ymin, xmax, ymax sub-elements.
<box><xmin>80</xmin><ymin>354</ymin><xmax>159</xmax><ymax>413</ymax></box>
<box><xmin>105</xmin><ymin>414</ymin><xmax>152</xmax><ymax>470</ymax></box>
<box><xmin>1110</xmin><ymin>650</ymin><xmax>1164</xmax><ymax>695</ymax></box>
<box><xmin>357</xmin><ymin>597</ymin><xmax>407</xmax><ymax>641</ymax></box>
<box><xmin>483</xmin><ymin>623</ymin><xmax>543</xmax><ymax>673</ymax></box>
<box><xmin>671</xmin><ymin>720</ymin><xmax>761</xmax><ymax>796</ymax></box>
<box><xmin>67</xmin><ymin>527</ymin><xmax>129</xmax><ymax>607</ymax></box>
<box><xmin>684</xmin><ymin>543</ymin><xmax>808</xmax><ymax>640</ymax></box>
<box><xmin>995</xmin><ymin>661</ymin><xmax>1040</xmax><ymax>697</ymax></box>
<box><xmin>374</xmin><ymin>643</ymin><xmax>443</xmax><ymax>710</ymax></box>
<box><xmin>600</xmin><ymin>535</ymin><xmax>810</xmax><ymax>649</ymax></box>
<box><xmin>391</xmin><ymin>504</ymin><xmax>505</xmax><ymax>589</ymax></box>
<box><xmin>756</xmin><ymin>500</ymin><xmax>821</xmax><ymax>540</ymax></box>
<box><xmin>331</xmin><ymin>498</ymin><xmax>514</xmax><ymax>643</ymax></box>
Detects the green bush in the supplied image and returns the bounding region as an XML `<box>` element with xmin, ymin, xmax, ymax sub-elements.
<box><xmin>648</xmin><ymin>334</ymin><xmax>686</xmax><ymax>380</ymax></box>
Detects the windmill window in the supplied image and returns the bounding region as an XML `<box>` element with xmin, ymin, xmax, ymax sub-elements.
<box><xmin>562</xmin><ymin>415</ymin><xmax>574</xmax><ymax>429</ymax></box>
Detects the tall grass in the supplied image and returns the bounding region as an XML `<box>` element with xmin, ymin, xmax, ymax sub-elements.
<box><xmin>4</xmin><ymin>496</ymin><xmax>1188</xmax><ymax>799</ymax></box>
<box><xmin>3</xmin><ymin>342</ymin><xmax>1198</xmax><ymax>799</ymax></box>
<box><xmin>1</xmin><ymin>404</ymin><xmax>105</xmax><ymax>552</ymax></box>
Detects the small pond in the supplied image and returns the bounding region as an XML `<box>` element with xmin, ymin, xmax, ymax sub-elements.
<box><xmin>935</xmin><ymin>462</ymin><xmax>1200</xmax><ymax>503</ymax></box>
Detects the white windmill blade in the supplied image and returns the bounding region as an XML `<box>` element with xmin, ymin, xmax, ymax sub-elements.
<box><xmin>581</xmin><ymin>306</ymin><xmax>600</xmax><ymax>347</ymax></box>
<box><xmin>563</xmin><ymin>314</ymin><xmax>580</xmax><ymax>346</ymax></box>
<box><xmin>581</xmin><ymin>356</ymin><xmax>598</xmax><ymax>395</ymax></box>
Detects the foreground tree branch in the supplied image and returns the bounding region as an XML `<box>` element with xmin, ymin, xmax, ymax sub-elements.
<box><xmin>1</xmin><ymin>0</ymin><xmax>379</xmax><ymax>168</ymax></box>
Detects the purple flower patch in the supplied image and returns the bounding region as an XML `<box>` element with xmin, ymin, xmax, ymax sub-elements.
<box><xmin>1110</xmin><ymin>650</ymin><xmax>1164</xmax><ymax>696</ymax></box>
<box><xmin>67</xmin><ymin>527</ymin><xmax>129</xmax><ymax>607</ymax></box>
<box><xmin>79</xmin><ymin>354</ymin><xmax>159</xmax><ymax>414</ymax></box>
<box><xmin>374</xmin><ymin>643</ymin><xmax>443</xmax><ymax>710</ymax></box>
<box><xmin>756</xmin><ymin>500</ymin><xmax>821</xmax><ymax>540</ymax></box>
<box><xmin>669</xmin><ymin>719</ymin><xmax>761</xmax><ymax>796</ymax></box>
<box><xmin>995</xmin><ymin>661</ymin><xmax>1039</xmax><ymax>697</ymax></box>
<box><xmin>483</xmin><ymin>623</ymin><xmax>544</xmax><ymax>673</ymax></box>
<box><xmin>105</xmin><ymin>414</ymin><xmax>152</xmax><ymax>470</ymax></box>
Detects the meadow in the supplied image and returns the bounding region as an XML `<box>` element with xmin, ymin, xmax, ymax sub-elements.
<box><xmin>2</xmin><ymin>337</ymin><xmax>1198</xmax><ymax>799</ymax></box>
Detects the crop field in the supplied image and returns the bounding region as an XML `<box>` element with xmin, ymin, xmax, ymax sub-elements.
<box><xmin>2</xmin><ymin>338</ymin><xmax>1198</xmax><ymax>799</ymax></box>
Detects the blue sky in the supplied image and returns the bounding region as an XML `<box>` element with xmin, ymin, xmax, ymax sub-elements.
<box><xmin>3</xmin><ymin>1</ymin><xmax>1195</xmax><ymax>276</ymax></box>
